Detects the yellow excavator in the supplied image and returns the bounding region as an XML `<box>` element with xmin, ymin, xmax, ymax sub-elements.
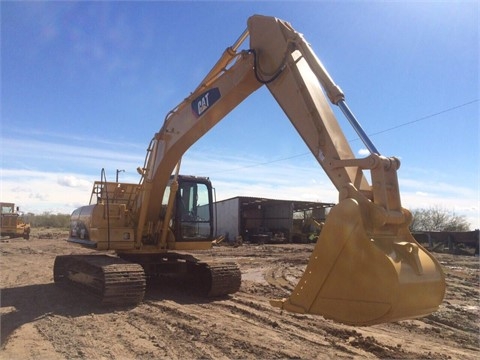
<box><xmin>54</xmin><ymin>15</ymin><xmax>445</xmax><ymax>326</ymax></box>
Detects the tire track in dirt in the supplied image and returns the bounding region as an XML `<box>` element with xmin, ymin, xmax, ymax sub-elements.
<box><xmin>143</xmin><ymin>299</ymin><xmax>297</xmax><ymax>359</ymax></box>
<box><xmin>137</xmin><ymin>304</ymin><xmax>234</xmax><ymax>358</ymax></box>
<box><xmin>233</xmin><ymin>260</ymin><xmax>463</xmax><ymax>359</ymax></box>
<box><xmin>2</xmin><ymin>236</ymin><xmax>479</xmax><ymax>359</ymax></box>
<box><xmin>210</xmin><ymin>297</ymin><xmax>344</xmax><ymax>357</ymax></box>
<box><xmin>142</xmin><ymin>288</ymin><xmax>343</xmax><ymax>359</ymax></box>
<box><xmin>229</xmin><ymin>295</ymin><xmax>422</xmax><ymax>359</ymax></box>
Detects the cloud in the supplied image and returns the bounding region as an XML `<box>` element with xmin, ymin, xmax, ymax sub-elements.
<box><xmin>358</xmin><ymin>148</ymin><xmax>370</xmax><ymax>156</ymax></box>
<box><xmin>180</xmin><ymin>151</ymin><xmax>340</xmax><ymax>204</ymax></box>
<box><xmin>1</xmin><ymin>135</ymin><xmax>145</xmax><ymax>181</ymax></box>
<box><xmin>400</xmin><ymin>180</ymin><xmax>479</xmax><ymax>229</ymax></box>
<box><xmin>1</xmin><ymin>133</ymin><xmax>478</xmax><ymax>229</ymax></box>
<box><xmin>28</xmin><ymin>192</ymin><xmax>49</xmax><ymax>201</ymax></box>
<box><xmin>57</xmin><ymin>175</ymin><xmax>91</xmax><ymax>188</ymax></box>
<box><xmin>415</xmin><ymin>191</ymin><xmax>430</xmax><ymax>197</ymax></box>
<box><xmin>1</xmin><ymin>168</ymin><xmax>93</xmax><ymax>214</ymax></box>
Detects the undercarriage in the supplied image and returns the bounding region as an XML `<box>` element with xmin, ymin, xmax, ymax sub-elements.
<box><xmin>53</xmin><ymin>253</ymin><xmax>241</xmax><ymax>306</ymax></box>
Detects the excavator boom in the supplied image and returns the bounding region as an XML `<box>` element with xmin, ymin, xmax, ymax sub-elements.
<box><xmin>59</xmin><ymin>15</ymin><xmax>445</xmax><ymax>326</ymax></box>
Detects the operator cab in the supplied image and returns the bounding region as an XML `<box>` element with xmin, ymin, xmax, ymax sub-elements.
<box><xmin>164</xmin><ymin>175</ymin><xmax>214</xmax><ymax>242</ymax></box>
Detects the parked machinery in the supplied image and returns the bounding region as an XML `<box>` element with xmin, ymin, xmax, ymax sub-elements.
<box><xmin>0</xmin><ymin>202</ymin><xmax>30</xmax><ymax>240</ymax></box>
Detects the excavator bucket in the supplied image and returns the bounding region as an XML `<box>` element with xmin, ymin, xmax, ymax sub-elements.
<box><xmin>270</xmin><ymin>198</ymin><xmax>446</xmax><ymax>326</ymax></box>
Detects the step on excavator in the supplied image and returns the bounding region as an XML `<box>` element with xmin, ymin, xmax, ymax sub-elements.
<box><xmin>54</xmin><ymin>15</ymin><xmax>445</xmax><ymax>326</ymax></box>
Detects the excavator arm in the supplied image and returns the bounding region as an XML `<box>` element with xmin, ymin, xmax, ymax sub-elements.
<box><xmin>137</xmin><ymin>15</ymin><xmax>406</xmax><ymax>236</ymax></box>
<box><xmin>83</xmin><ymin>15</ymin><xmax>445</xmax><ymax>325</ymax></box>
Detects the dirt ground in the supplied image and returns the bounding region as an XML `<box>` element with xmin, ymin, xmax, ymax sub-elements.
<box><xmin>1</xmin><ymin>228</ymin><xmax>478</xmax><ymax>359</ymax></box>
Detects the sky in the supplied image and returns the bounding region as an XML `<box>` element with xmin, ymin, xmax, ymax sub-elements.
<box><xmin>1</xmin><ymin>1</ymin><xmax>479</xmax><ymax>229</ymax></box>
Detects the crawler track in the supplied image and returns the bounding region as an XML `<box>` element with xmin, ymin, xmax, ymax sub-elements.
<box><xmin>53</xmin><ymin>255</ymin><xmax>146</xmax><ymax>306</ymax></box>
<box><xmin>198</xmin><ymin>261</ymin><xmax>242</xmax><ymax>297</ymax></box>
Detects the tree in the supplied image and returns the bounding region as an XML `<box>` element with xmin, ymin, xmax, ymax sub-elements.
<box><xmin>409</xmin><ymin>206</ymin><xmax>470</xmax><ymax>232</ymax></box>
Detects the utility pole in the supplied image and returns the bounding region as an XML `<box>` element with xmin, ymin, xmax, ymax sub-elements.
<box><xmin>116</xmin><ymin>169</ymin><xmax>125</xmax><ymax>182</ymax></box>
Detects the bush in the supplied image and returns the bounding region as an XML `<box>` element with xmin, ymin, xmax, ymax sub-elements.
<box><xmin>27</xmin><ymin>212</ymin><xmax>71</xmax><ymax>229</ymax></box>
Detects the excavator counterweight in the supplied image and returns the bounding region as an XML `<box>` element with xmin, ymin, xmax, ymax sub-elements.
<box><xmin>55</xmin><ymin>14</ymin><xmax>445</xmax><ymax>326</ymax></box>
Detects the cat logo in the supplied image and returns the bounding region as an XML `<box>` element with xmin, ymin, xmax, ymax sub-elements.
<box><xmin>192</xmin><ymin>88</ymin><xmax>221</xmax><ymax>117</ymax></box>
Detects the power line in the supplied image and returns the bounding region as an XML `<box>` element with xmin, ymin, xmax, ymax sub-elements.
<box><xmin>205</xmin><ymin>99</ymin><xmax>479</xmax><ymax>175</ymax></box>
<box><xmin>204</xmin><ymin>153</ymin><xmax>307</xmax><ymax>176</ymax></box>
<box><xmin>357</xmin><ymin>99</ymin><xmax>479</xmax><ymax>139</ymax></box>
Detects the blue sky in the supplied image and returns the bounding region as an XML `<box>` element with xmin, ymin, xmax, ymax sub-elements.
<box><xmin>1</xmin><ymin>1</ymin><xmax>479</xmax><ymax>229</ymax></box>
